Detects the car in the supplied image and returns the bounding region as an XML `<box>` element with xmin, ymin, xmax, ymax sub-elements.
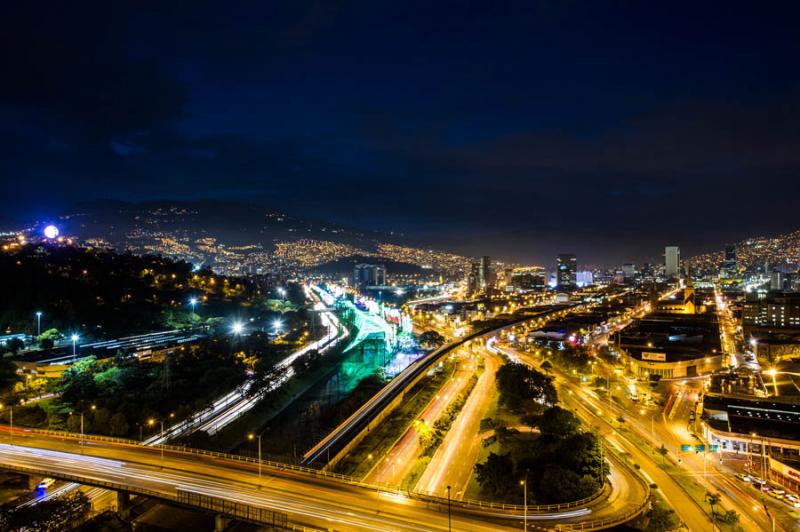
<box><xmin>735</xmin><ymin>473</ymin><xmax>751</xmax><ymax>482</ymax></box>
<box><xmin>36</xmin><ymin>478</ymin><xmax>55</xmax><ymax>490</ymax></box>
<box><xmin>767</xmin><ymin>490</ymin><xmax>784</xmax><ymax>501</ymax></box>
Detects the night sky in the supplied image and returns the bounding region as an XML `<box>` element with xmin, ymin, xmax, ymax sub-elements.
<box><xmin>2</xmin><ymin>1</ymin><xmax>799</xmax><ymax>265</ymax></box>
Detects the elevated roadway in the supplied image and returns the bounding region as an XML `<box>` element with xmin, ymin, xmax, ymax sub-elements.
<box><xmin>0</xmin><ymin>428</ymin><xmax>645</xmax><ymax>531</ymax></box>
<box><xmin>302</xmin><ymin>304</ymin><xmax>579</xmax><ymax>467</ymax></box>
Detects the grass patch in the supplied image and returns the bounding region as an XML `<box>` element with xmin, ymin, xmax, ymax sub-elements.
<box><xmin>401</xmin><ymin>456</ymin><xmax>431</xmax><ymax>491</ymax></box>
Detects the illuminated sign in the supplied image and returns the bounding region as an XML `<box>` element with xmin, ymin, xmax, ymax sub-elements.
<box><xmin>642</xmin><ymin>351</ymin><xmax>666</xmax><ymax>362</ymax></box>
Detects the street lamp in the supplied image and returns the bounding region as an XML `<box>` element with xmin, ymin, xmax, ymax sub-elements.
<box><xmin>446</xmin><ymin>485</ymin><xmax>452</xmax><ymax>532</ymax></box>
<box><xmin>520</xmin><ymin>476</ymin><xmax>528</xmax><ymax>531</ymax></box>
<box><xmin>35</xmin><ymin>311</ymin><xmax>42</xmax><ymax>337</ymax></box>
<box><xmin>71</xmin><ymin>334</ymin><xmax>79</xmax><ymax>359</ymax></box>
<box><xmin>231</xmin><ymin>322</ymin><xmax>244</xmax><ymax>335</ymax></box>
<box><xmin>78</xmin><ymin>404</ymin><xmax>96</xmax><ymax>441</ymax></box>
<box><xmin>277</xmin><ymin>287</ymin><xmax>286</xmax><ymax>299</ymax></box>
<box><xmin>189</xmin><ymin>297</ymin><xmax>198</xmax><ymax>314</ymax></box>
<box><xmin>273</xmin><ymin>319</ymin><xmax>283</xmax><ymax>334</ymax></box>
<box><xmin>248</xmin><ymin>432</ymin><xmax>262</xmax><ymax>479</ymax></box>
<box><xmin>149</xmin><ymin>418</ymin><xmax>165</xmax><ymax>465</ymax></box>
<box><xmin>767</xmin><ymin>368</ymin><xmax>778</xmax><ymax>396</ymax></box>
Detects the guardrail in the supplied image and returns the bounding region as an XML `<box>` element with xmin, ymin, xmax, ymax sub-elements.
<box><xmin>177</xmin><ymin>489</ymin><xmax>288</xmax><ymax>528</ymax></box>
<box><xmin>0</xmin><ymin>460</ymin><xmax>293</xmax><ymax>529</ymax></box>
<box><xmin>554</xmin><ymin>446</ymin><xmax>651</xmax><ymax>531</ymax></box>
<box><xmin>9</xmin><ymin>425</ymin><xmax>609</xmax><ymax>515</ymax></box>
<box><xmin>0</xmin><ymin>461</ymin><xmax>167</xmax><ymax>501</ymax></box>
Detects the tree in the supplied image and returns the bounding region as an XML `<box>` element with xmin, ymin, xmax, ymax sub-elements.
<box><xmin>536</xmin><ymin>406</ymin><xmax>581</xmax><ymax>437</ymax></box>
<box><xmin>496</xmin><ymin>363</ymin><xmax>557</xmax><ymax>412</ymax></box>
<box><xmin>0</xmin><ymin>359</ymin><xmax>21</xmax><ymax>395</ymax></box>
<box><xmin>657</xmin><ymin>444</ymin><xmax>668</xmax><ymax>464</ymax></box>
<box><xmin>538</xmin><ymin>465</ymin><xmax>584</xmax><ymax>503</ymax></box>
<box><xmin>109</xmin><ymin>412</ymin><xmax>129</xmax><ymax>436</ymax></box>
<box><xmin>92</xmin><ymin>407</ymin><xmax>112</xmax><ymax>434</ymax></box>
<box><xmin>419</xmin><ymin>330</ymin><xmax>446</xmax><ymax>349</ymax></box>
<box><xmin>719</xmin><ymin>509</ymin><xmax>739</xmax><ymax>525</ymax></box>
<box><xmin>66</xmin><ymin>414</ymin><xmax>82</xmax><ymax>434</ymax></box>
<box><xmin>705</xmin><ymin>491</ymin><xmax>721</xmax><ymax>520</ymax></box>
<box><xmin>644</xmin><ymin>500</ymin><xmax>679</xmax><ymax>532</ymax></box>
<box><xmin>39</xmin><ymin>328</ymin><xmax>61</xmax><ymax>344</ymax></box>
<box><xmin>474</xmin><ymin>452</ymin><xmax>515</xmax><ymax>498</ymax></box>
<box><xmin>5</xmin><ymin>337</ymin><xmax>24</xmax><ymax>354</ymax></box>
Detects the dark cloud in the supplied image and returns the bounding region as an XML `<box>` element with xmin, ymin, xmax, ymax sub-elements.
<box><xmin>1</xmin><ymin>1</ymin><xmax>800</xmax><ymax>265</ymax></box>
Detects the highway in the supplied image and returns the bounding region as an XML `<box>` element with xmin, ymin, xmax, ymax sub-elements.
<box><xmin>414</xmin><ymin>348</ymin><xmax>501</xmax><ymax>499</ymax></box>
<box><xmin>363</xmin><ymin>361</ymin><xmax>474</xmax><ymax>486</ymax></box>
<box><xmin>303</xmin><ymin>304</ymin><xmax>579</xmax><ymax>466</ymax></box>
<box><xmin>0</xmin><ymin>429</ymin><xmax>615</xmax><ymax>531</ymax></box>
<box><xmin>494</xmin><ymin>344</ymin><xmax>685</xmax><ymax>528</ymax></box>
<box><xmin>570</xmin><ymin>347</ymin><xmax>781</xmax><ymax>531</ymax></box>
<box><xmin>658</xmin><ymin>383</ymin><xmax>796</xmax><ymax>530</ymax></box>
<box><xmin>18</xmin><ymin>285</ymin><xmax>349</xmax><ymax>513</ymax></box>
<box><xmin>146</xmin><ymin>284</ymin><xmax>346</xmax><ymax>443</ymax></box>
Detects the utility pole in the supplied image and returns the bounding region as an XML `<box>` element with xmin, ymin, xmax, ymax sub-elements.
<box><xmin>446</xmin><ymin>485</ymin><xmax>452</xmax><ymax>532</ymax></box>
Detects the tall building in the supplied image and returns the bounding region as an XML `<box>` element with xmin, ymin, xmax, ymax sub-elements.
<box><xmin>510</xmin><ymin>267</ymin><xmax>546</xmax><ymax>291</ymax></box>
<box><xmin>720</xmin><ymin>244</ymin><xmax>737</xmax><ymax>278</ymax></box>
<box><xmin>771</xmin><ymin>271</ymin><xmax>785</xmax><ymax>291</ymax></box>
<box><xmin>353</xmin><ymin>263</ymin><xmax>386</xmax><ymax>289</ymax></box>
<box><xmin>478</xmin><ymin>256</ymin><xmax>493</xmax><ymax>290</ymax></box>
<box><xmin>466</xmin><ymin>262</ymin><xmax>480</xmax><ymax>295</ymax></box>
<box><xmin>556</xmin><ymin>253</ymin><xmax>577</xmax><ymax>290</ymax></box>
<box><xmin>664</xmin><ymin>246</ymin><xmax>681</xmax><ymax>279</ymax></box>
<box><xmin>622</xmin><ymin>263</ymin><xmax>636</xmax><ymax>279</ymax></box>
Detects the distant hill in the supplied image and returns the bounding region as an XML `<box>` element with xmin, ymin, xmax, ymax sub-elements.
<box><xmin>59</xmin><ymin>199</ymin><xmax>401</xmax><ymax>250</ymax></box>
<box><xmin>687</xmin><ymin>228</ymin><xmax>800</xmax><ymax>273</ymax></box>
<box><xmin>43</xmin><ymin>200</ymin><xmax>469</xmax><ymax>274</ymax></box>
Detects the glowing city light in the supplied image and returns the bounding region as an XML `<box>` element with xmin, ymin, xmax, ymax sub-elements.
<box><xmin>43</xmin><ymin>225</ymin><xmax>59</xmax><ymax>239</ymax></box>
<box><xmin>231</xmin><ymin>322</ymin><xmax>244</xmax><ymax>335</ymax></box>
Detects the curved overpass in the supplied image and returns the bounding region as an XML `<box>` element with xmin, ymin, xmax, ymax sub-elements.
<box><xmin>0</xmin><ymin>427</ymin><xmax>648</xmax><ymax>531</ymax></box>
<box><xmin>302</xmin><ymin>304</ymin><xmax>579</xmax><ymax>466</ymax></box>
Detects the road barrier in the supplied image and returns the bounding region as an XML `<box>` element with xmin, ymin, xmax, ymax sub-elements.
<box><xmin>7</xmin><ymin>425</ymin><xmax>612</xmax><ymax>516</ymax></box>
<box><xmin>177</xmin><ymin>489</ymin><xmax>288</xmax><ymax>528</ymax></box>
<box><xmin>553</xmin><ymin>446</ymin><xmax>651</xmax><ymax>531</ymax></box>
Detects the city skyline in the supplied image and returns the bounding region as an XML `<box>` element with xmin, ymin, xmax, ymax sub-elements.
<box><xmin>3</xmin><ymin>3</ymin><xmax>800</xmax><ymax>265</ymax></box>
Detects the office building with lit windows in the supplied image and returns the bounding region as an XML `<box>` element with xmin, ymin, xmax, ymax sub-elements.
<box><xmin>556</xmin><ymin>253</ymin><xmax>577</xmax><ymax>290</ymax></box>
